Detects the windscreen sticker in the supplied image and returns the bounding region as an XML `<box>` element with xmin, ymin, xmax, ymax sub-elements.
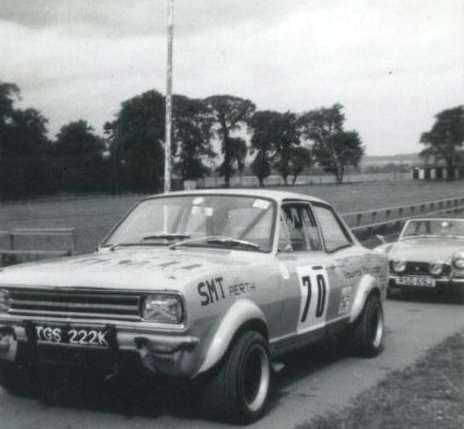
<box><xmin>338</xmin><ymin>286</ymin><xmax>353</xmax><ymax>315</ymax></box>
<box><xmin>253</xmin><ymin>199</ymin><xmax>270</xmax><ymax>210</ymax></box>
<box><xmin>191</xmin><ymin>206</ymin><xmax>213</xmax><ymax>216</ymax></box>
<box><xmin>193</xmin><ymin>197</ymin><xmax>204</xmax><ymax>205</ymax></box>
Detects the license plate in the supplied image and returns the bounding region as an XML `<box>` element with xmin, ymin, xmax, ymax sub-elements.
<box><xmin>396</xmin><ymin>276</ymin><xmax>436</xmax><ymax>287</ymax></box>
<box><xmin>33</xmin><ymin>325</ymin><xmax>110</xmax><ymax>347</ymax></box>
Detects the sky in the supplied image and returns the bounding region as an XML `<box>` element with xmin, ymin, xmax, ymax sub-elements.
<box><xmin>0</xmin><ymin>0</ymin><xmax>462</xmax><ymax>156</ymax></box>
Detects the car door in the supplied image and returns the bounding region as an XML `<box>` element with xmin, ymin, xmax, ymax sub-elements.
<box><xmin>311</xmin><ymin>203</ymin><xmax>364</xmax><ymax>322</ymax></box>
<box><xmin>276</xmin><ymin>201</ymin><xmax>346</xmax><ymax>337</ymax></box>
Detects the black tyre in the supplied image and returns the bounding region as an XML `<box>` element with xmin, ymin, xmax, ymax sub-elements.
<box><xmin>349</xmin><ymin>294</ymin><xmax>385</xmax><ymax>357</ymax></box>
<box><xmin>0</xmin><ymin>362</ymin><xmax>36</xmax><ymax>396</ymax></box>
<box><xmin>201</xmin><ymin>331</ymin><xmax>271</xmax><ymax>423</ymax></box>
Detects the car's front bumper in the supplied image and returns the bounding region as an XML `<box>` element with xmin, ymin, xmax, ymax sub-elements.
<box><xmin>0</xmin><ymin>318</ymin><xmax>200</xmax><ymax>378</ymax></box>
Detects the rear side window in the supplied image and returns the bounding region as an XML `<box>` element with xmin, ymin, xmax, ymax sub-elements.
<box><xmin>313</xmin><ymin>205</ymin><xmax>352</xmax><ymax>252</ymax></box>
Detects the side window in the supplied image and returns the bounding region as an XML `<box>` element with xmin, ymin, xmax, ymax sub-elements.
<box><xmin>313</xmin><ymin>205</ymin><xmax>352</xmax><ymax>252</ymax></box>
<box><xmin>279</xmin><ymin>204</ymin><xmax>322</xmax><ymax>252</ymax></box>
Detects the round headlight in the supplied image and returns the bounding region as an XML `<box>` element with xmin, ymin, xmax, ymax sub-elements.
<box><xmin>452</xmin><ymin>251</ymin><xmax>464</xmax><ymax>269</ymax></box>
<box><xmin>392</xmin><ymin>260</ymin><xmax>406</xmax><ymax>273</ymax></box>
<box><xmin>429</xmin><ymin>262</ymin><xmax>444</xmax><ymax>276</ymax></box>
<box><xmin>0</xmin><ymin>290</ymin><xmax>10</xmax><ymax>313</ymax></box>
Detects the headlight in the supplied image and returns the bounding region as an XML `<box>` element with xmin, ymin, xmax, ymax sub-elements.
<box><xmin>392</xmin><ymin>260</ymin><xmax>406</xmax><ymax>273</ymax></box>
<box><xmin>142</xmin><ymin>294</ymin><xmax>183</xmax><ymax>324</ymax></box>
<box><xmin>452</xmin><ymin>251</ymin><xmax>464</xmax><ymax>269</ymax></box>
<box><xmin>429</xmin><ymin>262</ymin><xmax>444</xmax><ymax>276</ymax></box>
<box><xmin>0</xmin><ymin>290</ymin><xmax>10</xmax><ymax>313</ymax></box>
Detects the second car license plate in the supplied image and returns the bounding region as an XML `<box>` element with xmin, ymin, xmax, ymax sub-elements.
<box><xmin>33</xmin><ymin>325</ymin><xmax>110</xmax><ymax>347</ymax></box>
<box><xmin>396</xmin><ymin>276</ymin><xmax>436</xmax><ymax>287</ymax></box>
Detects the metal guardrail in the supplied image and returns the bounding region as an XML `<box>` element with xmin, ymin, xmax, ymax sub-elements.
<box><xmin>0</xmin><ymin>228</ymin><xmax>77</xmax><ymax>266</ymax></box>
<box><xmin>342</xmin><ymin>196</ymin><xmax>464</xmax><ymax>236</ymax></box>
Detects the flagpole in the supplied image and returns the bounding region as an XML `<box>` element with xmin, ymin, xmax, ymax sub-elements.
<box><xmin>164</xmin><ymin>0</ymin><xmax>174</xmax><ymax>193</ymax></box>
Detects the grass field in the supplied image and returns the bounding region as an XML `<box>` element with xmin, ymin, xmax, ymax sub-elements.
<box><xmin>303</xmin><ymin>331</ymin><xmax>464</xmax><ymax>429</ymax></box>
<box><xmin>1</xmin><ymin>180</ymin><xmax>464</xmax><ymax>253</ymax></box>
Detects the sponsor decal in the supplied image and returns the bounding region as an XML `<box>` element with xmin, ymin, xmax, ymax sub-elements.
<box><xmin>338</xmin><ymin>286</ymin><xmax>352</xmax><ymax>314</ymax></box>
<box><xmin>228</xmin><ymin>282</ymin><xmax>256</xmax><ymax>297</ymax></box>
<box><xmin>197</xmin><ymin>277</ymin><xmax>257</xmax><ymax>305</ymax></box>
<box><xmin>198</xmin><ymin>277</ymin><xmax>225</xmax><ymax>306</ymax></box>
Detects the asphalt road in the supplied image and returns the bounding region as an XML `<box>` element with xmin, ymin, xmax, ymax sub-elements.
<box><xmin>1</xmin><ymin>295</ymin><xmax>464</xmax><ymax>429</ymax></box>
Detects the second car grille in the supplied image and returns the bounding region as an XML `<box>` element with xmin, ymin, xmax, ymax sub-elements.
<box><xmin>390</xmin><ymin>261</ymin><xmax>452</xmax><ymax>276</ymax></box>
<box><xmin>8</xmin><ymin>289</ymin><xmax>141</xmax><ymax>321</ymax></box>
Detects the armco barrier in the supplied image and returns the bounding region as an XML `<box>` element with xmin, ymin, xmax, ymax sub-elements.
<box><xmin>342</xmin><ymin>196</ymin><xmax>464</xmax><ymax>238</ymax></box>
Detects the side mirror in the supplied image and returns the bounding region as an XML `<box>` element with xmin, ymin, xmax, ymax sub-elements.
<box><xmin>376</xmin><ymin>234</ymin><xmax>386</xmax><ymax>244</ymax></box>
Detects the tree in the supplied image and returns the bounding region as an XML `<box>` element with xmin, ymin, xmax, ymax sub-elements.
<box><xmin>289</xmin><ymin>145</ymin><xmax>313</xmax><ymax>185</ymax></box>
<box><xmin>299</xmin><ymin>104</ymin><xmax>364</xmax><ymax>184</ymax></box>
<box><xmin>54</xmin><ymin>120</ymin><xmax>107</xmax><ymax>192</ymax></box>
<box><xmin>203</xmin><ymin>95</ymin><xmax>255</xmax><ymax>187</ymax></box>
<box><xmin>173</xmin><ymin>95</ymin><xmax>215</xmax><ymax>181</ymax></box>
<box><xmin>249</xmin><ymin>111</ymin><xmax>280</xmax><ymax>186</ymax></box>
<box><xmin>272</xmin><ymin>112</ymin><xmax>300</xmax><ymax>185</ymax></box>
<box><xmin>105</xmin><ymin>90</ymin><xmax>165</xmax><ymax>192</ymax></box>
<box><xmin>0</xmin><ymin>81</ymin><xmax>51</xmax><ymax>198</ymax></box>
<box><xmin>419</xmin><ymin>106</ymin><xmax>464</xmax><ymax>180</ymax></box>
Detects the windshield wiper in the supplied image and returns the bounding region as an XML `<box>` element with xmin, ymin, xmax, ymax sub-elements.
<box><xmin>206</xmin><ymin>237</ymin><xmax>260</xmax><ymax>249</ymax></box>
<box><xmin>170</xmin><ymin>235</ymin><xmax>260</xmax><ymax>251</ymax></box>
<box><xmin>109</xmin><ymin>233</ymin><xmax>190</xmax><ymax>251</ymax></box>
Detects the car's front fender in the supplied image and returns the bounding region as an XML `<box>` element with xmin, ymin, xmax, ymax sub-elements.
<box><xmin>196</xmin><ymin>299</ymin><xmax>267</xmax><ymax>375</ymax></box>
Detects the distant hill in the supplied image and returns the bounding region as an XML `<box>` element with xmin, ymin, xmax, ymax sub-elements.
<box><xmin>362</xmin><ymin>153</ymin><xmax>420</xmax><ymax>165</ymax></box>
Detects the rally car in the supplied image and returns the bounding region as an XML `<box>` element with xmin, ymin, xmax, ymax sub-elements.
<box><xmin>0</xmin><ymin>190</ymin><xmax>388</xmax><ymax>422</ymax></box>
<box><xmin>379</xmin><ymin>217</ymin><xmax>464</xmax><ymax>298</ymax></box>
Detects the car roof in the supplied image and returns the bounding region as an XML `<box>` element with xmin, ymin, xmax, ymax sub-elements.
<box><xmin>142</xmin><ymin>188</ymin><xmax>330</xmax><ymax>206</ymax></box>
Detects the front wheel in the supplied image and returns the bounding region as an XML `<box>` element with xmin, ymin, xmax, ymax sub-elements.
<box><xmin>201</xmin><ymin>331</ymin><xmax>271</xmax><ymax>423</ymax></box>
<box><xmin>349</xmin><ymin>294</ymin><xmax>385</xmax><ymax>357</ymax></box>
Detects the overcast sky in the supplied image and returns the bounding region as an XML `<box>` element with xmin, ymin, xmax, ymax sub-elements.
<box><xmin>1</xmin><ymin>0</ymin><xmax>462</xmax><ymax>156</ymax></box>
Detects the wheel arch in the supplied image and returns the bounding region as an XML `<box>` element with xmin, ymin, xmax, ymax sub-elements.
<box><xmin>350</xmin><ymin>273</ymin><xmax>382</xmax><ymax>323</ymax></box>
<box><xmin>195</xmin><ymin>299</ymin><xmax>268</xmax><ymax>375</ymax></box>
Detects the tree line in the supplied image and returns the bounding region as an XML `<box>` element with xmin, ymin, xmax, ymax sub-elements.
<box><xmin>2</xmin><ymin>79</ymin><xmax>461</xmax><ymax>199</ymax></box>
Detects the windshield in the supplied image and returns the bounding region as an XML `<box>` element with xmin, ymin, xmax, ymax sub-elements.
<box><xmin>103</xmin><ymin>194</ymin><xmax>276</xmax><ymax>252</ymax></box>
<box><xmin>401</xmin><ymin>219</ymin><xmax>464</xmax><ymax>239</ymax></box>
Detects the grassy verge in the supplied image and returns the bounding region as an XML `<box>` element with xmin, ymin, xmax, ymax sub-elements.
<box><xmin>301</xmin><ymin>331</ymin><xmax>464</xmax><ymax>429</ymax></box>
<box><xmin>1</xmin><ymin>181</ymin><xmax>463</xmax><ymax>253</ymax></box>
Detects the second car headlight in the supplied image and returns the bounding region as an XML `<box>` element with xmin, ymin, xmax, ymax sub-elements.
<box><xmin>142</xmin><ymin>294</ymin><xmax>184</xmax><ymax>324</ymax></box>
<box><xmin>0</xmin><ymin>290</ymin><xmax>10</xmax><ymax>313</ymax></box>
<box><xmin>392</xmin><ymin>260</ymin><xmax>406</xmax><ymax>273</ymax></box>
<box><xmin>452</xmin><ymin>251</ymin><xmax>464</xmax><ymax>270</ymax></box>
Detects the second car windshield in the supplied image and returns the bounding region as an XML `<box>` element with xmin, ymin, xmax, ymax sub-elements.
<box><xmin>103</xmin><ymin>195</ymin><xmax>275</xmax><ymax>252</ymax></box>
<box><xmin>402</xmin><ymin>219</ymin><xmax>464</xmax><ymax>239</ymax></box>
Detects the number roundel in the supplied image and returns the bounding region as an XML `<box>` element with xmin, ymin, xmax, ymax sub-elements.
<box><xmin>296</xmin><ymin>266</ymin><xmax>329</xmax><ymax>331</ymax></box>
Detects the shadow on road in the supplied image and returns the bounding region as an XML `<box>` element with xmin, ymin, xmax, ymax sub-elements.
<box><xmin>14</xmin><ymin>340</ymin><xmax>349</xmax><ymax>422</ymax></box>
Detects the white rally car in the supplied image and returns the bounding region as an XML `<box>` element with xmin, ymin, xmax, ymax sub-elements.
<box><xmin>0</xmin><ymin>190</ymin><xmax>388</xmax><ymax>422</ymax></box>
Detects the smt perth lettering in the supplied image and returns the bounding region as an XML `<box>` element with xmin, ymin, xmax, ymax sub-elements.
<box><xmin>296</xmin><ymin>265</ymin><xmax>330</xmax><ymax>332</ymax></box>
<box><xmin>197</xmin><ymin>278</ymin><xmax>257</xmax><ymax>306</ymax></box>
<box><xmin>198</xmin><ymin>277</ymin><xmax>225</xmax><ymax>306</ymax></box>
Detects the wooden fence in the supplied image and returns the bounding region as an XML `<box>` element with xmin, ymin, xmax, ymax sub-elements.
<box><xmin>0</xmin><ymin>228</ymin><xmax>77</xmax><ymax>267</ymax></box>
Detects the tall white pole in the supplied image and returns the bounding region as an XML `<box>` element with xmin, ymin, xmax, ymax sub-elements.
<box><xmin>164</xmin><ymin>0</ymin><xmax>174</xmax><ymax>193</ymax></box>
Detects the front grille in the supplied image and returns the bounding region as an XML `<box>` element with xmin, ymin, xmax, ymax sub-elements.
<box><xmin>390</xmin><ymin>261</ymin><xmax>452</xmax><ymax>276</ymax></box>
<box><xmin>8</xmin><ymin>289</ymin><xmax>142</xmax><ymax>321</ymax></box>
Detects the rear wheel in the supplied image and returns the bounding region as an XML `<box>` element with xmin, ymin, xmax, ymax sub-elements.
<box><xmin>201</xmin><ymin>331</ymin><xmax>271</xmax><ymax>423</ymax></box>
<box><xmin>349</xmin><ymin>294</ymin><xmax>385</xmax><ymax>357</ymax></box>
